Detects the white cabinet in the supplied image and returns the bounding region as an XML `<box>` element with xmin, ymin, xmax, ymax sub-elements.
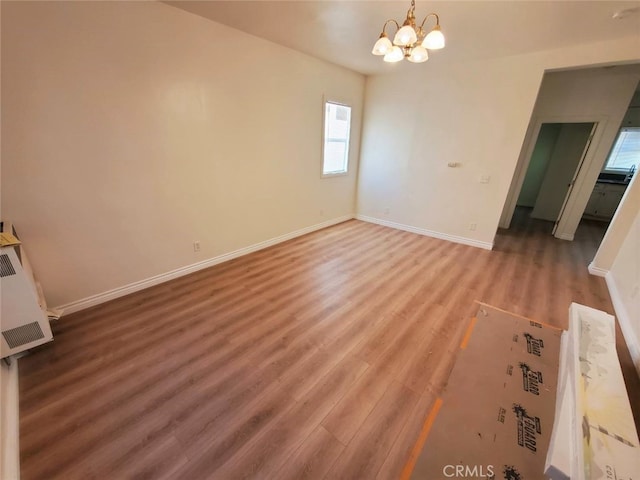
<box><xmin>583</xmin><ymin>182</ymin><xmax>626</xmax><ymax>221</ymax></box>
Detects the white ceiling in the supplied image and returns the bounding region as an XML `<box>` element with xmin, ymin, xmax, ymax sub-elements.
<box><xmin>165</xmin><ymin>1</ymin><xmax>640</xmax><ymax>75</ymax></box>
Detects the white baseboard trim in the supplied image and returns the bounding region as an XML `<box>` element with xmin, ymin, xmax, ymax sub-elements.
<box><xmin>355</xmin><ymin>215</ymin><xmax>494</xmax><ymax>251</ymax></box>
<box><xmin>557</xmin><ymin>232</ymin><xmax>575</xmax><ymax>242</ymax></box>
<box><xmin>55</xmin><ymin>215</ymin><xmax>354</xmax><ymax>315</ymax></box>
<box><xmin>588</xmin><ymin>262</ymin><xmax>609</xmax><ymax>277</ymax></box>
<box><xmin>605</xmin><ymin>271</ymin><xmax>640</xmax><ymax>377</ymax></box>
<box><xmin>1</xmin><ymin>359</ymin><xmax>20</xmax><ymax>480</ymax></box>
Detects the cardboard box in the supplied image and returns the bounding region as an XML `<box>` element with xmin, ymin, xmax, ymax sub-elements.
<box><xmin>410</xmin><ymin>303</ymin><xmax>562</xmax><ymax>480</ymax></box>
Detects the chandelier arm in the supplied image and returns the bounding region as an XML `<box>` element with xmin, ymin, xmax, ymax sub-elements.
<box><xmin>419</xmin><ymin>12</ymin><xmax>440</xmax><ymax>30</ymax></box>
<box><xmin>382</xmin><ymin>19</ymin><xmax>401</xmax><ymax>35</ymax></box>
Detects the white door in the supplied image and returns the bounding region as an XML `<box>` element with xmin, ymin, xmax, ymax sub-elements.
<box><xmin>552</xmin><ymin>123</ymin><xmax>597</xmax><ymax>236</ymax></box>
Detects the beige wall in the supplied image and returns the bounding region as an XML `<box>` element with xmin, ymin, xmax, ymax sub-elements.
<box><xmin>358</xmin><ymin>35</ymin><xmax>640</xmax><ymax>247</ymax></box>
<box><xmin>607</xmin><ymin>181</ymin><xmax>640</xmax><ymax>372</ymax></box>
<box><xmin>1</xmin><ymin>1</ymin><xmax>365</xmax><ymax>307</ymax></box>
<box><xmin>593</xmin><ymin>172</ymin><xmax>640</xmax><ymax>272</ymax></box>
<box><xmin>358</xmin><ymin>55</ymin><xmax>543</xmax><ymax>246</ymax></box>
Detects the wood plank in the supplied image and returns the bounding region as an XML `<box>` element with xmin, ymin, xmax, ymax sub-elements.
<box><xmin>181</xmin><ymin>354</ymin><xmax>369</xmax><ymax>479</ymax></box>
<box><xmin>324</xmin><ymin>380</ymin><xmax>419</xmax><ymax>479</ymax></box>
<box><xmin>375</xmin><ymin>390</ymin><xmax>439</xmax><ymax>480</ymax></box>
<box><xmin>275</xmin><ymin>426</ymin><xmax>345</xmax><ymax>480</ymax></box>
<box><xmin>322</xmin><ymin>365</ymin><xmax>394</xmax><ymax>445</ymax></box>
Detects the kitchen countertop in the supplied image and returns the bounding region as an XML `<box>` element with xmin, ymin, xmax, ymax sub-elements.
<box><xmin>596</xmin><ymin>178</ymin><xmax>630</xmax><ymax>186</ymax></box>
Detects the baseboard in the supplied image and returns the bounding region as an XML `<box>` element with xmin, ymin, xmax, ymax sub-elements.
<box><xmin>355</xmin><ymin>215</ymin><xmax>494</xmax><ymax>251</ymax></box>
<box><xmin>605</xmin><ymin>271</ymin><xmax>640</xmax><ymax>377</ymax></box>
<box><xmin>56</xmin><ymin>215</ymin><xmax>354</xmax><ymax>315</ymax></box>
<box><xmin>557</xmin><ymin>232</ymin><xmax>575</xmax><ymax>241</ymax></box>
<box><xmin>588</xmin><ymin>262</ymin><xmax>608</xmax><ymax>277</ymax></box>
<box><xmin>1</xmin><ymin>359</ymin><xmax>20</xmax><ymax>480</ymax></box>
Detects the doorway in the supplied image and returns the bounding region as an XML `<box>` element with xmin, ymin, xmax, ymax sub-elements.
<box><xmin>514</xmin><ymin>121</ymin><xmax>596</xmax><ymax>236</ymax></box>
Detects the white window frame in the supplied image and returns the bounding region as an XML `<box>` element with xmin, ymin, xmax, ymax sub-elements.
<box><xmin>602</xmin><ymin>127</ymin><xmax>640</xmax><ymax>174</ymax></box>
<box><xmin>321</xmin><ymin>99</ymin><xmax>352</xmax><ymax>178</ymax></box>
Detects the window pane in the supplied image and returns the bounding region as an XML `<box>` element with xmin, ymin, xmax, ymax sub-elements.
<box><xmin>323</xmin><ymin>102</ymin><xmax>351</xmax><ymax>175</ymax></box>
<box><xmin>324</xmin><ymin>141</ymin><xmax>347</xmax><ymax>173</ymax></box>
<box><xmin>604</xmin><ymin>127</ymin><xmax>640</xmax><ymax>172</ymax></box>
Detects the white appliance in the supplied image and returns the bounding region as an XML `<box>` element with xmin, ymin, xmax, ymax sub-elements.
<box><xmin>1</xmin><ymin>225</ymin><xmax>53</xmax><ymax>359</ymax></box>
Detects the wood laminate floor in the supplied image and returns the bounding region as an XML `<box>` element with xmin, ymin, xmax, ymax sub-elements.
<box><xmin>19</xmin><ymin>210</ymin><xmax>640</xmax><ymax>479</ymax></box>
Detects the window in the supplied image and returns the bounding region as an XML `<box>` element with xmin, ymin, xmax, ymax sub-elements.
<box><xmin>603</xmin><ymin>127</ymin><xmax>640</xmax><ymax>174</ymax></box>
<box><xmin>322</xmin><ymin>101</ymin><xmax>352</xmax><ymax>176</ymax></box>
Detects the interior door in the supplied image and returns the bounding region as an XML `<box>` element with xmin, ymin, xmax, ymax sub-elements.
<box><xmin>552</xmin><ymin>123</ymin><xmax>598</xmax><ymax>235</ymax></box>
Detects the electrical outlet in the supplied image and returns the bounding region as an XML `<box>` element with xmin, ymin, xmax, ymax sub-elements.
<box><xmin>384</xmin><ymin>207</ymin><xmax>390</xmax><ymax>215</ymax></box>
<box><xmin>193</xmin><ymin>241</ymin><xmax>201</xmax><ymax>252</ymax></box>
<box><xmin>632</xmin><ymin>284</ymin><xmax>639</xmax><ymax>298</ymax></box>
<box><xmin>320</xmin><ymin>209</ymin><xmax>325</xmax><ymax>216</ymax></box>
<box><xmin>480</xmin><ymin>175</ymin><xmax>491</xmax><ymax>184</ymax></box>
<box><xmin>469</xmin><ymin>223</ymin><xmax>477</xmax><ymax>231</ymax></box>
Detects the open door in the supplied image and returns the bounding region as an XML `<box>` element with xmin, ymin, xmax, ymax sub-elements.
<box><xmin>500</xmin><ymin>113</ymin><xmax>608</xmax><ymax>237</ymax></box>
<box><xmin>552</xmin><ymin>123</ymin><xmax>598</xmax><ymax>236</ymax></box>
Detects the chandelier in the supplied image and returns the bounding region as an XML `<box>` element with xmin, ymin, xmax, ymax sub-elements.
<box><xmin>371</xmin><ymin>0</ymin><xmax>445</xmax><ymax>63</ymax></box>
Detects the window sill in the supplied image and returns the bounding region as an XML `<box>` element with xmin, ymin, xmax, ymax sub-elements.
<box><xmin>322</xmin><ymin>171</ymin><xmax>349</xmax><ymax>178</ymax></box>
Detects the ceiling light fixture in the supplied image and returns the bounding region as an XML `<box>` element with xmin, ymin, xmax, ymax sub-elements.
<box><xmin>371</xmin><ymin>0</ymin><xmax>445</xmax><ymax>64</ymax></box>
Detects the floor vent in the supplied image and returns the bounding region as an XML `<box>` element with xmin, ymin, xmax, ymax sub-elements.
<box><xmin>2</xmin><ymin>322</ymin><xmax>45</xmax><ymax>349</ymax></box>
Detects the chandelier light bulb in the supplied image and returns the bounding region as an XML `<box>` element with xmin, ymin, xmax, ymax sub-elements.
<box><xmin>423</xmin><ymin>25</ymin><xmax>445</xmax><ymax>50</ymax></box>
<box><xmin>393</xmin><ymin>25</ymin><xmax>418</xmax><ymax>47</ymax></box>
<box><xmin>371</xmin><ymin>35</ymin><xmax>393</xmax><ymax>55</ymax></box>
<box><xmin>408</xmin><ymin>46</ymin><xmax>429</xmax><ymax>63</ymax></box>
<box><xmin>383</xmin><ymin>46</ymin><xmax>404</xmax><ymax>63</ymax></box>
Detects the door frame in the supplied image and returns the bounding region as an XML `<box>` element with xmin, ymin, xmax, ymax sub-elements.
<box><xmin>499</xmin><ymin>114</ymin><xmax>609</xmax><ymax>239</ymax></box>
